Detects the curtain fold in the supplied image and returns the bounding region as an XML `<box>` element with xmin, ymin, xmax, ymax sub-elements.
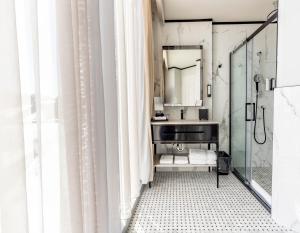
<box><xmin>1</xmin><ymin>0</ymin><xmax>121</xmax><ymax>232</ymax></box>
<box><xmin>142</xmin><ymin>0</ymin><xmax>155</xmax><ymax>183</ymax></box>
<box><xmin>116</xmin><ymin>0</ymin><xmax>155</xmax><ymax>226</ymax></box>
<box><xmin>115</xmin><ymin>0</ymin><xmax>132</xmax><ymax>223</ymax></box>
<box><xmin>0</xmin><ymin>1</ymin><xmax>29</xmax><ymax>233</ymax></box>
<box><xmin>57</xmin><ymin>0</ymin><xmax>120</xmax><ymax>232</ymax></box>
<box><xmin>115</xmin><ymin>0</ymin><xmax>142</xmax><ymax>223</ymax></box>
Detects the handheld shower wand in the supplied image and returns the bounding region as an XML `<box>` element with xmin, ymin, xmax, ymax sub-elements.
<box><xmin>253</xmin><ymin>74</ymin><xmax>266</xmax><ymax>145</ymax></box>
<box><xmin>253</xmin><ymin>74</ymin><xmax>261</xmax><ymax>92</ymax></box>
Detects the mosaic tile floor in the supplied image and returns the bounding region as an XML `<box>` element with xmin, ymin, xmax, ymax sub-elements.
<box><xmin>252</xmin><ymin>167</ymin><xmax>272</xmax><ymax>195</ymax></box>
<box><xmin>127</xmin><ymin>172</ymin><xmax>292</xmax><ymax>233</ymax></box>
<box><xmin>235</xmin><ymin>167</ymin><xmax>272</xmax><ymax>195</ymax></box>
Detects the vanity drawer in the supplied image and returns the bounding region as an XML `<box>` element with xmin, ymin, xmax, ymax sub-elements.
<box><xmin>152</xmin><ymin>124</ymin><xmax>218</xmax><ymax>143</ymax></box>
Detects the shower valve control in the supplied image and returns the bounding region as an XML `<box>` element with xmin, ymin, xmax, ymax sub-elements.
<box><xmin>245</xmin><ymin>103</ymin><xmax>256</xmax><ymax>121</ymax></box>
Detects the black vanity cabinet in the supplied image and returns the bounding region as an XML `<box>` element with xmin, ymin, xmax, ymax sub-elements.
<box><xmin>150</xmin><ymin>121</ymin><xmax>220</xmax><ymax>187</ymax></box>
<box><xmin>152</xmin><ymin>123</ymin><xmax>219</xmax><ymax>147</ymax></box>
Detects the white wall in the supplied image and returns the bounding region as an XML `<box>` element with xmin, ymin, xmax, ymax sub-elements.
<box><xmin>276</xmin><ymin>0</ymin><xmax>300</xmax><ymax>87</ymax></box>
<box><xmin>165</xmin><ymin>68</ymin><xmax>182</xmax><ymax>104</ymax></box>
<box><xmin>181</xmin><ymin>66</ymin><xmax>200</xmax><ymax>106</ymax></box>
<box><xmin>272</xmin><ymin>1</ymin><xmax>300</xmax><ymax>232</ymax></box>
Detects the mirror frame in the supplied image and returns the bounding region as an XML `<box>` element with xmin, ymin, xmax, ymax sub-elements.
<box><xmin>162</xmin><ymin>45</ymin><xmax>203</xmax><ymax>107</ymax></box>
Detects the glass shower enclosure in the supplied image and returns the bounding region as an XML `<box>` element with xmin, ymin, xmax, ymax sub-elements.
<box><xmin>230</xmin><ymin>13</ymin><xmax>278</xmax><ymax>207</ymax></box>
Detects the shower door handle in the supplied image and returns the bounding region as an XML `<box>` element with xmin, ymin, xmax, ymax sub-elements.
<box><xmin>245</xmin><ymin>103</ymin><xmax>255</xmax><ymax>121</ymax></box>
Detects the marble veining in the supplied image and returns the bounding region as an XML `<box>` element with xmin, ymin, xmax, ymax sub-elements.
<box><xmin>212</xmin><ymin>24</ymin><xmax>259</xmax><ymax>153</ymax></box>
<box><xmin>272</xmin><ymin>86</ymin><xmax>300</xmax><ymax>233</ymax></box>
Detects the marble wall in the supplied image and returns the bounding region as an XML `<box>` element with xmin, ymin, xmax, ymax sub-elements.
<box><xmin>272</xmin><ymin>87</ymin><xmax>300</xmax><ymax>232</ymax></box>
<box><xmin>212</xmin><ymin>24</ymin><xmax>258</xmax><ymax>153</ymax></box>
<box><xmin>153</xmin><ymin>20</ymin><xmax>213</xmax><ymax>120</ymax></box>
<box><xmin>152</xmin><ymin>4</ymin><xmax>213</xmax><ymax>120</ymax></box>
<box><xmin>153</xmin><ymin>6</ymin><xmax>277</xmax><ymax>155</ymax></box>
<box><xmin>247</xmin><ymin>24</ymin><xmax>277</xmax><ymax>168</ymax></box>
<box><xmin>272</xmin><ymin>1</ymin><xmax>300</xmax><ymax>232</ymax></box>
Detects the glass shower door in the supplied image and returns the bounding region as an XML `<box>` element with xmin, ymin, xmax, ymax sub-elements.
<box><xmin>247</xmin><ymin>23</ymin><xmax>277</xmax><ymax>205</ymax></box>
<box><xmin>231</xmin><ymin>17</ymin><xmax>277</xmax><ymax>208</ymax></box>
<box><xmin>230</xmin><ymin>44</ymin><xmax>248</xmax><ymax>180</ymax></box>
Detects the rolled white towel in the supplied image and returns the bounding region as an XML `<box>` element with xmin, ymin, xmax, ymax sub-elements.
<box><xmin>189</xmin><ymin>149</ymin><xmax>206</xmax><ymax>164</ymax></box>
<box><xmin>189</xmin><ymin>149</ymin><xmax>206</xmax><ymax>156</ymax></box>
<box><xmin>189</xmin><ymin>156</ymin><xmax>207</xmax><ymax>165</ymax></box>
<box><xmin>206</xmin><ymin>160</ymin><xmax>216</xmax><ymax>165</ymax></box>
<box><xmin>174</xmin><ymin>155</ymin><xmax>188</xmax><ymax>165</ymax></box>
<box><xmin>207</xmin><ymin>151</ymin><xmax>217</xmax><ymax>160</ymax></box>
<box><xmin>160</xmin><ymin>155</ymin><xmax>173</xmax><ymax>164</ymax></box>
<box><xmin>190</xmin><ymin>161</ymin><xmax>207</xmax><ymax>165</ymax></box>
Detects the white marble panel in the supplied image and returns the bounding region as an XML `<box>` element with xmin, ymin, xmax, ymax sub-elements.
<box><xmin>212</xmin><ymin>25</ymin><xmax>258</xmax><ymax>153</ymax></box>
<box><xmin>277</xmin><ymin>0</ymin><xmax>300</xmax><ymax>87</ymax></box>
<box><xmin>160</xmin><ymin>21</ymin><xmax>213</xmax><ymax>120</ymax></box>
<box><xmin>272</xmin><ymin>86</ymin><xmax>300</xmax><ymax>233</ymax></box>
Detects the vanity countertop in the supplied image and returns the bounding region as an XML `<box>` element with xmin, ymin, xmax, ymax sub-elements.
<box><xmin>151</xmin><ymin>120</ymin><xmax>219</xmax><ymax>125</ymax></box>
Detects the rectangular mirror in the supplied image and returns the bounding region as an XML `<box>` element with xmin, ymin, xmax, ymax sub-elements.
<box><xmin>162</xmin><ymin>45</ymin><xmax>203</xmax><ymax>107</ymax></box>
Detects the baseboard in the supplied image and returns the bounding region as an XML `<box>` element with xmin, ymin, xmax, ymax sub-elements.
<box><xmin>122</xmin><ymin>184</ymin><xmax>145</xmax><ymax>233</ymax></box>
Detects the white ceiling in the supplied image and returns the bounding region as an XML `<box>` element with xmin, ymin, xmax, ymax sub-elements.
<box><xmin>163</xmin><ymin>0</ymin><xmax>277</xmax><ymax>22</ymax></box>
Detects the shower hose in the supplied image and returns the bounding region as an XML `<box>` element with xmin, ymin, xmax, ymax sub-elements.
<box><xmin>254</xmin><ymin>92</ymin><xmax>267</xmax><ymax>144</ymax></box>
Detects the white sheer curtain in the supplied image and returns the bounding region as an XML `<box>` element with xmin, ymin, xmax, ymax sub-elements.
<box><xmin>115</xmin><ymin>0</ymin><xmax>154</xmax><ymax>225</ymax></box>
<box><xmin>0</xmin><ymin>0</ymin><xmax>121</xmax><ymax>233</ymax></box>
<box><xmin>0</xmin><ymin>1</ymin><xmax>29</xmax><ymax>233</ymax></box>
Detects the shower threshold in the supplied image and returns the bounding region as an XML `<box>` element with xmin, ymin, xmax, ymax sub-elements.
<box><xmin>232</xmin><ymin>169</ymin><xmax>271</xmax><ymax>212</ymax></box>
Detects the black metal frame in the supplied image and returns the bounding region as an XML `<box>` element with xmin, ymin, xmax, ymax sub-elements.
<box><xmin>165</xmin><ymin>19</ymin><xmax>213</xmax><ymax>23</ymax></box>
<box><xmin>164</xmin><ymin>18</ymin><xmax>277</xmax><ymax>25</ymax></box>
<box><xmin>162</xmin><ymin>45</ymin><xmax>203</xmax><ymax>50</ymax></box>
<box><xmin>229</xmin><ymin>11</ymin><xmax>278</xmax><ymax>210</ymax></box>
<box><xmin>150</xmin><ymin>123</ymin><xmax>220</xmax><ymax>188</ymax></box>
<box><xmin>213</xmin><ymin>21</ymin><xmax>277</xmax><ymax>25</ymax></box>
<box><xmin>231</xmin><ymin>12</ymin><xmax>278</xmax><ymax>55</ymax></box>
